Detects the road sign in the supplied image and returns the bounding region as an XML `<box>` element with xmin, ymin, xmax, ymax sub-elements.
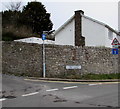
<box><xmin>66</xmin><ymin>65</ymin><xmax>81</xmax><ymax>69</ymax></box>
<box><xmin>42</xmin><ymin>34</ymin><xmax>46</xmax><ymax>40</ymax></box>
<box><xmin>112</xmin><ymin>45</ymin><xmax>119</xmax><ymax>48</ymax></box>
<box><xmin>112</xmin><ymin>48</ymin><xmax>119</xmax><ymax>55</ymax></box>
<box><xmin>111</xmin><ymin>38</ymin><xmax>120</xmax><ymax>45</ymax></box>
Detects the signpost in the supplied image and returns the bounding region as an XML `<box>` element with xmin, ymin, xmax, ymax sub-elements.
<box><xmin>42</xmin><ymin>33</ymin><xmax>46</xmax><ymax>78</ymax></box>
<box><xmin>111</xmin><ymin>38</ymin><xmax>120</xmax><ymax>55</ymax></box>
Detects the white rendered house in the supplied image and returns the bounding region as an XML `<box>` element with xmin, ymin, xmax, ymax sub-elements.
<box><xmin>54</xmin><ymin>10</ymin><xmax>120</xmax><ymax>48</ymax></box>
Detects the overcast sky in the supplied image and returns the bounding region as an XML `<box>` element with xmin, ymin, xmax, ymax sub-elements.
<box><xmin>1</xmin><ymin>0</ymin><xmax>119</xmax><ymax>31</ymax></box>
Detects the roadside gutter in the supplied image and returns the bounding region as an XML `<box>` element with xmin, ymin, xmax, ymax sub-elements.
<box><xmin>26</xmin><ymin>77</ymin><xmax>119</xmax><ymax>82</ymax></box>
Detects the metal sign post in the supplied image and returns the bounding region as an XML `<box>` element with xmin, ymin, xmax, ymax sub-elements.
<box><xmin>42</xmin><ymin>34</ymin><xmax>46</xmax><ymax>78</ymax></box>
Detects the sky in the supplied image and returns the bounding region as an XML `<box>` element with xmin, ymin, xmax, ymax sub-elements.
<box><xmin>1</xmin><ymin>0</ymin><xmax>119</xmax><ymax>31</ymax></box>
<box><xmin>118</xmin><ymin>1</ymin><xmax>120</xmax><ymax>32</ymax></box>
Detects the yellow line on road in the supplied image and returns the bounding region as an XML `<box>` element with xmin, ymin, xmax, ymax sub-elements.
<box><xmin>24</xmin><ymin>78</ymin><xmax>120</xmax><ymax>84</ymax></box>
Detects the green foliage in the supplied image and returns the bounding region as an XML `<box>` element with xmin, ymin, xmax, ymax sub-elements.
<box><xmin>81</xmin><ymin>73</ymin><xmax>120</xmax><ymax>80</ymax></box>
<box><xmin>2</xmin><ymin>10</ymin><xmax>21</xmax><ymax>27</ymax></box>
<box><xmin>3</xmin><ymin>72</ymin><xmax>120</xmax><ymax>80</ymax></box>
<box><xmin>2</xmin><ymin>1</ymin><xmax>53</xmax><ymax>41</ymax></box>
<box><xmin>20</xmin><ymin>1</ymin><xmax>53</xmax><ymax>35</ymax></box>
<box><xmin>2</xmin><ymin>32</ymin><xmax>22</xmax><ymax>41</ymax></box>
<box><xmin>64</xmin><ymin>73</ymin><xmax>120</xmax><ymax>80</ymax></box>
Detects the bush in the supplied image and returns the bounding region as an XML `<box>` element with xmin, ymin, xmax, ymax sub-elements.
<box><xmin>2</xmin><ymin>32</ymin><xmax>22</xmax><ymax>41</ymax></box>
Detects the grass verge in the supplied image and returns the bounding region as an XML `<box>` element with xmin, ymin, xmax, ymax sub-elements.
<box><xmin>64</xmin><ymin>73</ymin><xmax>120</xmax><ymax>80</ymax></box>
<box><xmin>2</xmin><ymin>72</ymin><xmax>120</xmax><ymax>80</ymax></box>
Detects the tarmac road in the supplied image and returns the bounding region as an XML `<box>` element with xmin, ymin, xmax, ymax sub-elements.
<box><xmin>1</xmin><ymin>74</ymin><xmax>119</xmax><ymax>108</ymax></box>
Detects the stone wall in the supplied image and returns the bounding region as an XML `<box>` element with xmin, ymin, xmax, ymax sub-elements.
<box><xmin>2</xmin><ymin>42</ymin><xmax>42</xmax><ymax>77</ymax></box>
<box><xmin>2</xmin><ymin>41</ymin><xmax>119</xmax><ymax>77</ymax></box>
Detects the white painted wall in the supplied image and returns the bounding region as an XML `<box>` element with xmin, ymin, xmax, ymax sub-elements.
<box><xmin>105</xmin><ymin>29</ymin><xmax>112</xmax><ymax>48</ymax></box>
<box><xmin>55</xmin><ymin>19</ymin><xmax>75</xmax><ymax>46</ymax></box>
<box><xmin>82</xmin><ymin>17</ymin><xmax>120</xmax><ymax>48</ymax></box>
<box><xmin>82</xmin><ymin>16</ymin><xmax>106</xmax><ymax>47</ymax></box>
<box><xmin>117</xmin><ymin>35</ymin><xmax>120</xmax><ymax>42</ymax></box>
<box><xmin>54</xmin><ymin>15</ymin><xmax>120</xmax><ymax>48</ymax></box>
<box><xmin>106</xmin><ymin>29</ymin><xmax>120</xmax><ymax>48</ymax></box>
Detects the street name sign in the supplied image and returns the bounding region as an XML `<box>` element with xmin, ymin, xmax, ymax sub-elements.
<box><xmin>66</xmin><ymin>65</ymin><xmax>81</xmax><ymax>70</ymax></box>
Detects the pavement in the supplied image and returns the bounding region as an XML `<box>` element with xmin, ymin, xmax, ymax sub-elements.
<box><xmin>1</xmin><ymin>74</ymin><xmax>120</xmax><ymax>108</ymax></box>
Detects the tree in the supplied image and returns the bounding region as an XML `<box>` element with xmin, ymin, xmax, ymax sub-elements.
<box><xmin>20</xmin><ymin>1</ymin><xmax>53</xmax><ymax>36</ymax></box>
<box><xmin>2</xmin><ymin>10</ymin><xmax>21</xmax><ymax>26</ymax></box>
<box><xmin>2</xmin><ymin>10</ymin><xmax>32</xmax><ymax>41</ymax></box>
<box><xmin>2</xmin><ymin>1</ymin><xmax>22</xmax><ymax>27</ymax></box>
<box><xmin>2</xmin><ymin>1</ymin><xmax>53</xmax><ymax>41</ymax></box>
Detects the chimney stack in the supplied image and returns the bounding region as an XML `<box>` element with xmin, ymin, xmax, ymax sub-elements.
<box><xmin>75</xmin><ymin>10</ymin><xmax>85</xmax><ymax>46</ymax></box>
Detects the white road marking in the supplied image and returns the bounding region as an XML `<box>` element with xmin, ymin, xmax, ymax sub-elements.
<box><xmin>63</xmin><ymin>86</ymin><xmax>78</xmax><ymax>90</ymax></box>
<box><xmin>0</xmin><ymin>98</ymin><xmax>6</xmax><ymax>101</ymax></box>
<box><xmin>46</xmin><ymin>88</ymin><xmax>59</xmax><ymax>92</ymax></box>
<box><xmin>22</xmin><ymin>92</ymin><xmax>39</xmax><ymax>97</ymax></box>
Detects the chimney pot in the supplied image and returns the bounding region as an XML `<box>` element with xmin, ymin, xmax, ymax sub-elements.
<box><xmin>75</xmin><ymin>10</ymin><xmax>84</xmax><ymax>15</ymax></box>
